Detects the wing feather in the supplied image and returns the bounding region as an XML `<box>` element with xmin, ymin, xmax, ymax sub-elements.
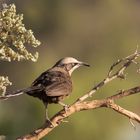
<box><xmin>31</xmin><ymin>70</ymin><xmax>72</xmax><ymax>97</ymax></box>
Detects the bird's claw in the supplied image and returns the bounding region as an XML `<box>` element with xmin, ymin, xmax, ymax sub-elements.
<box><xmin>46</xmin><ymin>119</ymin><xmax>55</xmax><ymax>128</ymax></box>
<box><xmin>64</xmin><ymin>105</ymin><xmax>70</xmax><ymax>112</ymax></box>
<box><xmin>58</xmin><ymin>101</ymin><xmax>70</xmax><ymax>112</ymax></box>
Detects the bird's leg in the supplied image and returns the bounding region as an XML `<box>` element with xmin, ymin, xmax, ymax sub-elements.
<box><xmin>58</xmin><ymin>101</ymin><xmax>69</xmax><ymax>123</ymax></box>
<box><xmin>58</xmin><ymin>101</ymin><xmax>69</xmax><ymax>112</ymax></box>
<box><xmin>44</xmin><ymin>103</ymin><xmax>55</xmax><ymax>127</ymax></box>
<box><xmin>45</xmin><ymin>108</ymin><xmax>51</xmax><ymax>122</ymax></box>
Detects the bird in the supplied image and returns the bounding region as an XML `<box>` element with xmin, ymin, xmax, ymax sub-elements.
<box><xmin>1</xmin><ymin>57</ymin><xmax>90</xmax><ymax>124</ymax></box>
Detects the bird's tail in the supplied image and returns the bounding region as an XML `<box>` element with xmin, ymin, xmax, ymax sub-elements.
<box><xmin>0</xmin><ymin>88</ymin><xmax>31</xmax><ymax>100</ymax></box>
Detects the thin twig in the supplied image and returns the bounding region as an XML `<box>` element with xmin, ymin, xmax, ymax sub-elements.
<box><xmin>78</xmin><ymin>49</ymin><xmax>140</xmax><ymax>102</ymax></box>
<box><xmin>129</xmin><ymin>118</ymin><xmax>136</xmax><ymax>130</ymax></box>
<box><xmin>108</xmin><ymin>86</ymin><xmax>140</xmax><ymax>100</ymax></box>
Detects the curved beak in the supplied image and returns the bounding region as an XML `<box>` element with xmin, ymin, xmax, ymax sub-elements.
<box><xmin>79</xmin><ymin>62</ymin><xmax>90</xmax><ymax>67</ymax></box>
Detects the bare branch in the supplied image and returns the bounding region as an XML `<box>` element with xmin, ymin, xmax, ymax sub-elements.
<box><xmin>78</xmin><ymin>49</ymin><xmax>140</xmax><ymax>102</ymax></box>
<box><xmin>129</xmin><ymin>118</ymin><xmax>136</xmax><ymax>130</ymax></box>
<box><xmin>108</xmin><ymin>101</ymin><xmax>140</xmax><ymax>123</ymax></box>
<box><xmin>108</xmin><ymin>86</ymin><xmax>140</xmax><ymax>100</ymax></box>
<box><xmin>17</xmin><ymin>100</ymin><xmax>140</xmax><ymax>140</ymax></box>
<box><xmin>17</xmin><ymin>100</ymin><xmax>108</xmax><ymax>140</ymax></box>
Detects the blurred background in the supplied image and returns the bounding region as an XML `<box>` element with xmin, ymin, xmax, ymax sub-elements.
<box><xmin>0</xmin><ymin>0</ymin><xmax>140</xmax><ymax>139</ymax></box>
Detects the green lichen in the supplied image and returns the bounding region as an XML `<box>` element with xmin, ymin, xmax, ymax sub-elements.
<box><xmin>0</xmin><ymin>4</ymin><xmax>41</xmax><ymax>62</ymax></box>
<box><xmin>0</xmin><ymin>76</ymin><xmax>12</xmax><ymax>95</ymax></box>
<box><xmin>0</xmin><ymin>3</ymin><xmax>41</xmax><ymax>95</ymax></box>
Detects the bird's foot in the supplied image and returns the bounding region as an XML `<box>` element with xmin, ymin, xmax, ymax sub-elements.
<box><xmin>58</xmin><ymin>101</ymin><xmax>70</xmax><ymax>112</ymax></box>
<box><xmin>63</xmin><ymin>104</ymin><xmax>70</xmax><ymax>112</ymax></box>
<box><xmin>45</xmin><ymin>118</ymin><xmax>55</xmax><ymax>128</ymax></box>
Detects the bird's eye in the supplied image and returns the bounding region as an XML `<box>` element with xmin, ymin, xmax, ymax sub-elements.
<box><xmin>72</xmin><ymin>63</ymin><xmax>77</xmax><ymax>66</ymax></box>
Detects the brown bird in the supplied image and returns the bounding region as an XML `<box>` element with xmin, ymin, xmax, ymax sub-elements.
<box><xmin>2</xmin><ymin>57</ymin><xmax>90</xmax><ymax>123</ymax></box>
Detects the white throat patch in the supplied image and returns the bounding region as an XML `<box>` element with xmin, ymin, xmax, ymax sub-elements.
<box><xmin>68</xmin><ymin>64</ymin><xmax>80</xmax><ymax>75</ymax></box>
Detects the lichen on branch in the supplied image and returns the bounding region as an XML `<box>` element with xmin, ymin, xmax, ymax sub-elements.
<box><xmin>0</xmin><ymin>3</ymin><xmax>41</xmax><ymax>95</ymax></box>
<box><xmin>0</xmin><ymin>76</ymin><xmax>11</xmax><ymax>96</ymax></box>
<box><xmin>0</xmin><ymin>4</ymin><xmax>41</xmax><ymax>62</ymax></box>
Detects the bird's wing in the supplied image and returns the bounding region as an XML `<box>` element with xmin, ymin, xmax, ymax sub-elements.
<box><xmin>31</xmin><ymin>70</ymin><xmax>72</xmax><ymax>97</ymax></box>
<box><xmin>45</xmin><ymin>77</ymin><xmax>72</xmax><ymax>97</ymax></box>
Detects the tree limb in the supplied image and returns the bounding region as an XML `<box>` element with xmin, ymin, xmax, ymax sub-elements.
<box><xmin>17</xmin><ymin>85</ymin><xmax>140</xmax><ymax>140</ymax></box>
<box><xmin>78</xmin><ymin>48</ymin><xmax>140</xmax><ymax>102</ymax></box>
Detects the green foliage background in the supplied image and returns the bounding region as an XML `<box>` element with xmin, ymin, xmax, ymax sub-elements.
<box><xmin>0</xmin><ymin>0</ymin><xmax>140</xmax><ymax>139</ymax></box>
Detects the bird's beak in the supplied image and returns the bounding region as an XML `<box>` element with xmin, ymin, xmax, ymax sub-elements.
<box><xmin>79</xmin><ymin>62</ymin><xmax>90</xmax><ymax>67</ymax></box>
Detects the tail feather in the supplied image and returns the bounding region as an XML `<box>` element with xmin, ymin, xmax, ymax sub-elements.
<box><xmin>0</xmin><ymin>88</ymin><xmax>30</xmax><ymax>100</ymax></box>
<box><xmin>0</xmin><ymin>86</ymin><xmax>42</xmax><ymax>100</ymax></box>
<box><xmin>0</xmin><ymin>89</ymin><xmax>26</xmax><ymax>100</ymax></box>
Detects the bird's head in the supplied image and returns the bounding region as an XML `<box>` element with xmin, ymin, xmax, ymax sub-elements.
<box><xmin>53</xmin><ymin>57</ymin><xmax>90</xmax><ymax>75</ymax></box>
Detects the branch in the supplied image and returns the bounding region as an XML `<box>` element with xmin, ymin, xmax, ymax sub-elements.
<box><xmin>108</xmin><ymin>101</ymin><xmax>140</xmax><ymax>123</ymax></box>
<box><xmin>78</xmin><ymin>49</ymin><xmax>140</xmax><ymax>102</ymax></box>
<box><xmin>17</xmin><ymin>85</ymin><xmax>140</xmax><ymax>140</ymax></box>
<box><xmin>108</xmin><ymin>86</ymin><xmax>140</xmax><ymax>100</ymax></box>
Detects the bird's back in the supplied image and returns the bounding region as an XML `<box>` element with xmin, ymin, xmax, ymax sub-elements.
<box><xmin>27</xmin><ymin>67</ymin><xmax>73</xmax><ymax>103</ymax></box>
